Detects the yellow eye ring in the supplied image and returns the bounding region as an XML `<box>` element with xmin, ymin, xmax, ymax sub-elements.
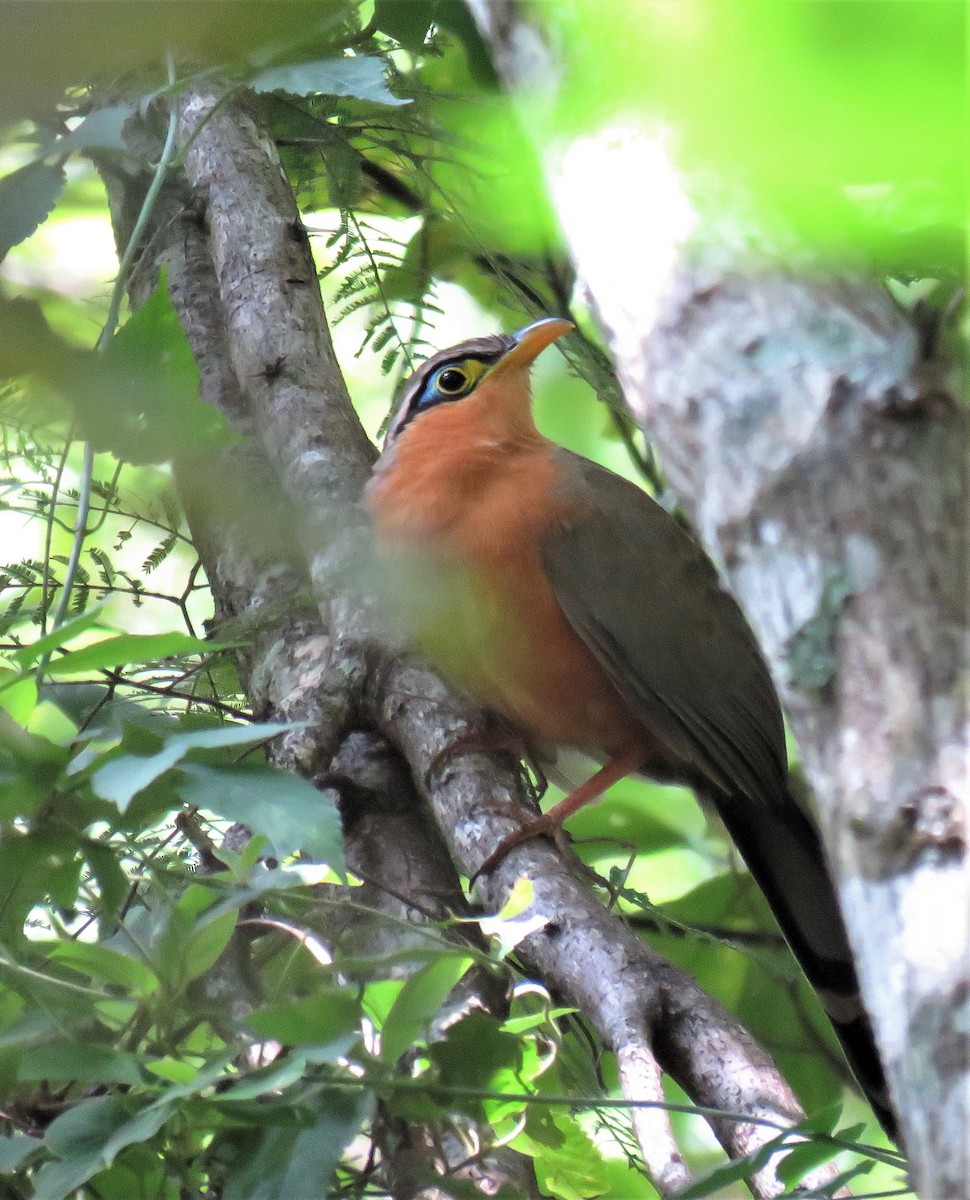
<box><xmin>435</xmin><ymin>366</ymin><xmax>469</xmax><ymax>394</ymax></box>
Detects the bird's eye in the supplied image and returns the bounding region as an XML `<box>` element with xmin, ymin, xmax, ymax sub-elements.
<box><xmin>436</xmin><ymin>367</ymin><xmax>469</xmax><ymax>394</ymax></box>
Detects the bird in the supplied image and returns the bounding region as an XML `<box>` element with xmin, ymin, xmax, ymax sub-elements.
<box><xmin>365</xmin><ymin>316</ymin><xmax>897</xmax><ymax>1140</ymax></box>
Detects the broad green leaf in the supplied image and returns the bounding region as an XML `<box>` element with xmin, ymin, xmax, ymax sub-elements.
<box><xmin>373</xmin><ymin>0</ymin><xmax>438</xmax><ymax>51</ymax></box>
<box><xmin>0</xmin><ymin>712</ymin><xmax>70</xmax><ymax>821</ymax></box>
<box><xmin>175</xmin><ymin>761</ymin><xmax>344</xmax><ymax>867</ymax></box>
<box><xmin>35</xmin><ymin>1095</ymin><xmax>135</xmax><ymax>1200</ymax></box>
<box><xmin>155</xmin><ymin>883</ymin><xmax>237</xmax><ymax>987</ymax></box>
<box><xmin>18</xmin><ymin>1041</ymin><xmax>143</xmax><ymax>1086</ymax></box>
<box><xmin>44</xmin><ymin>631</ymin><xmax>215</xmax><ymax>676</ymax></box>
<box><xmin>380</xmin><ymin>953</ymin><xmax>474</xmax><ymax>1063</ymax></box>
<box><xmin>0</xmin><ymin>294</ymin><xmax>76</xmax><ymax>381</ymax></box>
<box><xmin>223</xmin><ymin>1090</ymin><xmax>373</xmax><ymax>1200</ymax></box>
<box><xmin>0</xmin><ymin>1008</ymin><xmax>61</xmax><ymax>1049</ymax></box>
<box><xmin>247</xmin><ymin>989</ymin><xmax>361</xmax><ymax>1047</ymax></box>
<box><xmin>72</xmin><ymin>274</ymin><xmax>233</xmax><ymax>464</ymax></box>
<box><xmin>249</xmin><ymin>56</ymin><xmax>408</xmax><ymax>106</ymax></box>
<box><xmin>79</xmin><ymin>838</ymin><xmax>129</xmax><ymax>922</ymax></box>
<box><xmin>0</xmin><ymin>829</ymin><xmax>80</xmax><ymax>945</ymax></box>
<box><xmin>0</xmin><ymin>1131</ymin><xmax>40</xmax><ymax>1172</ymax></box>
<box><xmin>214</xmin><ymin>1042</ymin><xmax>356</xmax><ymax>1102</ymax></box>
<box><xmin>50</xmin><ymin>941</ymin><xmax>159</xmax><ymax>997</ymax></box>
<box><xmin>776</xmin><ymin>1136</ymin><xmax>841</xmax><ymax>1187</ymax></box>
<box><xmin>91</xmin><ymin>720</ymin><xmax>299</xmax><ymax>811</ymax></box>
<box><xmin>0</xmin><ymin>160</ymin><xmax>65</xmax><ymax>262</ymax></box>
<box><xmin>516</xmin><ymin>1107</ymin><xmax>612</xmax><ymax>1200</ymax></box>
<box><xmin>430</xmin><ymin>1011</ymin><xmax>525</xmax><ymax>1121</ymax></box>
<box><xmin>144</xmin><ymin>1056</ymin><xmax>201</xmax><ymax>1084</ymax></box>
<box><xmin>183</xmin><ymin>908</ymin><xmax>238</xmax><ymax>982</ymax></box>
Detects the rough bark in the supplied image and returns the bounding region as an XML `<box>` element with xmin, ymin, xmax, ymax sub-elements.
<box><xmin>636</xmin><ymin>257</ymin><xmax>967</xmax><ymax>1200</ymax></box>
<box><xmin>162</xmin><ymin>86</ymin><xmax>852</xmax><ymax>1197</ymax></box>
<box><xmin>467</xmin><ymin>3</ymin><xmax>969</xmax><ymax>1196</ymax></box>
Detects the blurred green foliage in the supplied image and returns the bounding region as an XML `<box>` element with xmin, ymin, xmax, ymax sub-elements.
<box><xmin>543</xmin><ymin>0</ymin><xmax>964</xmax><ymax>278</ymax></box>
<box><xmin>0</xmin><ymin>0</ymin><xmax>941</xmax><ymax>1196</ymax></box>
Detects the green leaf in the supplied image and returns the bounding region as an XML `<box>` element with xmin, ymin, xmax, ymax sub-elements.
<box><xmin>373</xmin><ymin>0</ymin><xmax>438</xmax><ymax>50</ymax></box>
<box><xmin>517</xmin><ymin>1107</ymin><xmax>611</xmax><ymax>1200</ymax></box>
<box><xmin>224</xmin><ymin>1090</ymin><xmax>373</xmax><ymax>1200</ymax></box>
<box><xmin>673</xmin><ymin>1136</ymin><xmax>783</xmax><ymax>1199</ymax></box>
<box><xmin>175</xmin><ymin>761</ymin><xmax>344</xmax><ymax>868</ymax></box>
<box><xmin>0</xmin><ymin>676</ymin><xmax>37</xmax><ymax>722</ymax></box>
<box><xmin>0</xmin><ymin>829</ymin><xmax>79</xmax><ymax>945</ymax></box>
<box><xmin>430</xmin><ymin>1012</ymin><xmax>525</xmax><ymax>1121</ymax></box>
<box><xmin>249</xmin><ymin>56</ymin><xmax>408</xmax><ymax>106</ymax></box>
<box><xmin>184</xmin><ymin>907</ymin><xmax>238</xmax><ymax>982</ymax></box>
<box><xmin>0</xmin><ymin>160</ymin><xmax>65</xmax><ymax>262</ymax></box>
<box><xmin>776</xmin><ymin>1136</ymin><xmax>841</xmax><ymax>1186</ymax></box>
<box><xmin>91</xmin><ymin>720</ymin><xmax>299</xmax><ymax>811</ymax></box>
<box><xmin>214</xmin><ymin>1042</ymin><xmax>357</xmax><ymax>1102</ymax></box>
<box><xmin>49</xmin><ymin>941</ymin><xmax>159</xmax><ymax>996</ymax></box>
<box><xmin>154</xmin><ymin>884</ymin><xmax>237</xmax><ymax>987</ymax></box>
<box><xmin>45</xmin><ymin>631</ymin><xmax>215</xmax><ymax>675</ymax></box>
<box><xmin>79</xmin><ymin>838</ymin><xmax>129</xmax><ymax>922</ymax></box>
<box><xmin>35</xmin><ymin>1096</ymin><xmax>135</xmax><ymax>1200</ymax></box>
<box><xmin>247</xmin><ymin>989</ymin><xmax>361</xmax><ymax>1046</ymax></box>
<box><xmin>18</xmin><ymin>1041</ymin><xmax>143</xmax><ymax>1086</ymax></box>
<box><xmin>0</xmin><ymin>1131</ymin><xmax>40</xmax><ymax>1172</ymax></box>
<box><xmin>9</xmin><ymin>603</ymin><xmax>108</xmax><ymax>667</ymax></box>
<box><xmin>380</xmin><ymin>953</ymin><xmax>474</xmax><ymax>1063</ymax></box>
<box><xmin>71</xmin><ymin>274</ymin><xmax>234</xmax><ymax>464</ymax></box>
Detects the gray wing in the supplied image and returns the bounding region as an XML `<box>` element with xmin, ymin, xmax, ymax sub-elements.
<box><xmin>542</xmin><ymin>450</ymin><xmax>787</xmax><ymax>806</ymax></box>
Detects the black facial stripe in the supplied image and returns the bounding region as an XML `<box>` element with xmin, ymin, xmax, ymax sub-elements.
<box><xmin>384</xmin><ymin>335</ymin><xmax>515</xmax><ymax>446</ymax></box>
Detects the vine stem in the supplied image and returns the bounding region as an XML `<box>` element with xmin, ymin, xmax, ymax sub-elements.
<box><xmin>36</xmin><ymin>53</ymin><xmax>180</xmax><ymax>681</ymax></box>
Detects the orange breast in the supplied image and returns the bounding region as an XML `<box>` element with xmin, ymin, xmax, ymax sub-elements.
<box><xmin>367</xmin><ymin>396</ymin><xmax>646</xmax><ymax>756</ymax></box>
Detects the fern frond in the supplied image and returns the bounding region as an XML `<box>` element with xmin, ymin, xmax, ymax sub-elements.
<box><xmin>143</xmin><ymin>534</ymin><xmax>179</xmax><ymax>574</ymax></box>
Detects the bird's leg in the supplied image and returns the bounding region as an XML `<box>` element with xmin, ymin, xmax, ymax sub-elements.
<box><xmin>473</xmin><ymin>747</ymin><xmax>644</xmax><ymax>883</ymax></box>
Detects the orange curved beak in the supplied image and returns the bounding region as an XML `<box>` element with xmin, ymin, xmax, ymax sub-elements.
<box><xmin>488</xmin><ymin>317</ymin><xmax>574</xmax><ymax>379</ymax></box>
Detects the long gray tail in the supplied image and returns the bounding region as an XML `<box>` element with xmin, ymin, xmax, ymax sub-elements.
<box><xmin>715</xmin><ymin>789</ymin><xmax>898</xmax><ymax>1142</ymax></box>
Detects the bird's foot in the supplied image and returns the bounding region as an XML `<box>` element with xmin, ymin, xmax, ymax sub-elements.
<box><xmin>470</xmin><ymin>811</ymin><xmax>573</xmax><ymax>886</ymax></box>
<box><xmin>424</xmin><ymin>718</ymin><xmax>548</xmax><ymax>804</ymax></box>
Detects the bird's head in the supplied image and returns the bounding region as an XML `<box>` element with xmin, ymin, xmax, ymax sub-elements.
<box><xmin>383</xmin><ymin>317</ymin><xmax>574</xmax><ymax>447</ymax></box>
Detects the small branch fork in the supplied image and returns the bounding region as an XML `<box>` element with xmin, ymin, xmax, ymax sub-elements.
<box><xmin>98</xmin><ymin>84</ymin><xmax>857</xmax><ymax>1196</ymax></box>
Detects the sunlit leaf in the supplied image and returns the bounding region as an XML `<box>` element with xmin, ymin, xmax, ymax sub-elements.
<box><xmin>9</xmin><ymin>604</ymin><xmax>108</xmax><ymax>667</ymax></box>
<box><xmin>249</xmin><ymin>56</ymin><xmax>408</xmax><ymax>106</ymax></box>
<box><xmin>50</xmin><ymin>940</ymin><xmax>159</xmax><ymax>996</ymax></box>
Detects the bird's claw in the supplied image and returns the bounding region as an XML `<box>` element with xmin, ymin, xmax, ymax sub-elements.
<box><xmin>470</xmin><ymin>812</ymin><xmax>571</xmax><ymax>886</ymax></box>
